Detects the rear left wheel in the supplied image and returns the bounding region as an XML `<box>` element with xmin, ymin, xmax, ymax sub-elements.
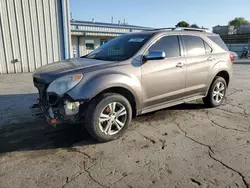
<box><xmin>203</xmin><ymin>76</ymin><xmax>227</xmax><ymax>108</ymax></box>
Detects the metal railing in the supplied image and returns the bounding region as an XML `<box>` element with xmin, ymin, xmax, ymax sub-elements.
<box><xmin>145</xmin><ymin>27</ymin><xmax>212</xmax><ymax>33</ymax></box>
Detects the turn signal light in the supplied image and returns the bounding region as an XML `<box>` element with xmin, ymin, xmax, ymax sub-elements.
<box><xmin>73</xmin><ymin>75</ymin><xmax>82</xmax><ymax>81</ymax></box>
<box><xmin>51</xmin><ymin>119</ymin><xmax>57</xmax><ymax>124</ymax></box>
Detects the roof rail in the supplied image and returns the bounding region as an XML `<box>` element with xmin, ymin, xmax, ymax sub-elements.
<box><xmin>144</xmin><ymin>28</ymin><xmax>175</xmax><ymax>31</ymax></box>
<box><xmin>173</xmin><ymin>27</ymin><xmax>213</xmax><ymax>33</ymax></box>
<box><xmin>144</xmin><ymin>27</ymin><xmax>213</xmax><ymax>33</ymax></box>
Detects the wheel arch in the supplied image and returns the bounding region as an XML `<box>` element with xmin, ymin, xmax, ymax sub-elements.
<box><xmin>215</xmin><ymin>70</ymin><xmax>230</xmax><ymax>86</ymax></box>
<box><xmin>95</xmin><ymin>86</ymin><xmax>138</xmax><ymax>118</ymax></box>
<box><xmin>206</xmin><ymin>69</ymin><xmax>230</xmax><ymax>96</ymax></box>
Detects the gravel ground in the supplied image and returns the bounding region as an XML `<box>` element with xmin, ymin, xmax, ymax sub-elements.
<box><xmin>0</xmin><ymin>64</ymin><xmax>250</xmax><ymax>188</ymax></box>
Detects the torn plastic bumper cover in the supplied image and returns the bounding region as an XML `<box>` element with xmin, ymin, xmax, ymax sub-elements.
<box><xmin>30</xmin><ymin>98</ymin><xmax>82</xmax><ymax>126</ymax></box>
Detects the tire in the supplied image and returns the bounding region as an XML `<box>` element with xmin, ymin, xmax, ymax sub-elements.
<box><xmin>84</xmin><ymin>93</ymin><xmax>132</xmax><ymax>142</ymax></box>
<box><xmin>203</xmin><ymin>76</ymin><xmax>227</xmax><ymax>108</ymax></box>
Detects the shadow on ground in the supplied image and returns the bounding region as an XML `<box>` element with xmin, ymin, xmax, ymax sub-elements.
<box><xmin>0</xmin><ymin>93</ymin><xmax>207</xmax><ymax>154</ymax></box>
<box><xmin>0</xmin><ymin>120</ymin><xmax>98</xmax><ymax>154</ymax></box>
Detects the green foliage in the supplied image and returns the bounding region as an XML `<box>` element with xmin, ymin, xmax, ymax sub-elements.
<box><xmin>190</xmin><ymin>24</ymin><xmax>199</xmax><ymax>28</ymax></box>
<box><xmin>176</xmin><ymin>21</ymin><xmax>190</xmax><ymax>28</ymax></box>
<box><xmin>229</xmin><ymin>17</ymin><xmax>249</xmax><ymax>28</ymax></box>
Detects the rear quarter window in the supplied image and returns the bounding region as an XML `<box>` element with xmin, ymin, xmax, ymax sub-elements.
<box><xmin>208</xmin><ymin>36</ymin><xmax>228</xmax><ymax>51</ymax></box>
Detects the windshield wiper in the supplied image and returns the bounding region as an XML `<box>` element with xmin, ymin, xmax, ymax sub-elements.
<box><xmin>92</xmin><ymin>57</ymin><xmax>116</xmax><ymax>61</ymax></box>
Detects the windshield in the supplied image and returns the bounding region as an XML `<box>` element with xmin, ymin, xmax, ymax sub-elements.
<box><xmin>85</xmin><ymin>33</ymin><xmax>153</xmax><ymax>61</ymax></box>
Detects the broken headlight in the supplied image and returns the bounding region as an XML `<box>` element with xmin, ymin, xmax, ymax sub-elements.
<box><xmin>47</xmin><ymin>74</ymin><xmax>83</xmax><ymax>96</ymax></box>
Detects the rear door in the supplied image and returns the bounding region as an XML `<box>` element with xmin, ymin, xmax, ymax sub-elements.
<box><xmin>180</xmin><ymin>35</ymin><xmax>213</xmax><ymax>98</ymax></box>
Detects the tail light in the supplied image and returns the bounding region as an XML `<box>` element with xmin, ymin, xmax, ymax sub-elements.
<box><xmin>230</xmin><ymin>54</ymin><xmax>234</xmax><ymax>63</ymax></box>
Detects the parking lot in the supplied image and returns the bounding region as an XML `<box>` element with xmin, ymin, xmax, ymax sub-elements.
<box><xmin>0</xmin><ymin>64</ymin><xmax>250</xmax><ymax>188</ymax></box>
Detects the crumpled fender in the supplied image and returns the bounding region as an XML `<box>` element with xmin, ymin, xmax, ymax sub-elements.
<box><xmin>67</xmin><ymin>73</ymin><xmax>141</xmax><ymax>107</ymax></box>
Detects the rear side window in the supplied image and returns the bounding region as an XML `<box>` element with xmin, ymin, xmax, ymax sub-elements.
<box><xmin>182</xmin><ymin>35</ymin><xmax>206</xmax><ymax>55</ymax></box>
<box><xmin>208</xmin><ymin>36</ymin><xmax>228</xmax><ymax>51</ymax></box>
<box><xmin>148</xmin><ymin>35</ymin><xmax>180</xmax><ymax>58</ymax></box>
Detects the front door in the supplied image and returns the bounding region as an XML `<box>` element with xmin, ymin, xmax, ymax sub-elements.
<box><xmin>141</xmin><ymin>35</ymin><xmax>186</xmax><ymax>111</ymax></box>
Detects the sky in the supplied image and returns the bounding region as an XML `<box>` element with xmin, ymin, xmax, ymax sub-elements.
<box><xmin>70</xmin><ymin>0</ymin><xmax>250</xmax><ymax>29</ymax></box>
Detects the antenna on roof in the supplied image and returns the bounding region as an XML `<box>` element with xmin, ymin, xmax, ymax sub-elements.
<box><xmin>118</xmin><ymin>20</ymin><xmax>121</xmax><ymax>25</ymax></box>
<box><xmin>70</xmin><ymin>12</ymin><xmax>74</xmax><ymax>21</ymax></box>
<box><xmin>92</xmin><ymin>18</ymin><xmax>95</xmax><ymax>23</ymax></box>
<box><xmin>111</xmin><ymin>16</ymin><xmax>114</xmax><ymax>24</ymax></box>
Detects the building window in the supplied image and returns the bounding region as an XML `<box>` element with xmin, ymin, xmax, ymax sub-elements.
<box><xmin>86</xmin><ymin>43</ymin><xmax>94</xmax><ymax>50</ymax></box>
<box><xmin>100</xmin><ymin>39</ymin><xmax>108</xmax><ymax>46</ymax></box>
<box><xmin>85</xmin><ymin>39</ymin><xmax>95</xmax><ymax>50</ymax></box>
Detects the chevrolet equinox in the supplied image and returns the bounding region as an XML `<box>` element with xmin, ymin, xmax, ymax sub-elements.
<box><xmin>32</xmin><ymin>28</ymin><xmax>233</xmax><ymax>142</ymax></box>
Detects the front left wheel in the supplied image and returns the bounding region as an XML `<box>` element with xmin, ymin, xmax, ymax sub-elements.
<box><xmin>85</xmin><ymin>93</ymin><xmax>132</xmax><ymax>142</ymax></box>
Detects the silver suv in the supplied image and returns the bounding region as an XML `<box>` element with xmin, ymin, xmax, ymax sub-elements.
<box><xmin>32</xmin><ymin>28</ymin><xmax>233</xmax><ymax>142</ymax></box>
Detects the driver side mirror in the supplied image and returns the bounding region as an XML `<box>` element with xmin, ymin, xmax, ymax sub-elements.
<box><xmin>145</xmin><ymin>51</ymin><xmax>166</xmax><ymax>60</ymax></box>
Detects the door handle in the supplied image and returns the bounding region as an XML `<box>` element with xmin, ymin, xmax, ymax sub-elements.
<box><xmin>207</xmin><ymin>57</ymin><xmax>214</xmax><ymax>61</ymax></box>
<box><xmin>176</xmin><ymin>62</ymin><xmax>185</xmax><ymax>68</ymax></box>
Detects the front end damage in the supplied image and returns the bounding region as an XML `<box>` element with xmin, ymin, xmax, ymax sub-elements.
<box><xmin>30</xmin><ymin>77</ymin><xmax>85</xmax><ymax>127</ymax></box>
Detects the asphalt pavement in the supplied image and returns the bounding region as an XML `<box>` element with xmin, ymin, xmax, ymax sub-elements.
<box><xmin>0</xmin><ymin>64</ymin><xmax>250</xmax><ymax>188</ymax></box>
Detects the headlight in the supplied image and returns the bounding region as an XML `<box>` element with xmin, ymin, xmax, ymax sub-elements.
<box><xmin>47</xmin><ymin>74</ymin><xmax>83</xmax><ymax>95</ymax></box>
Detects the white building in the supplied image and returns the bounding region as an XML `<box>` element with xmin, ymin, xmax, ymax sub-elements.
<box><xmin>70</xmin><ymin>20</ymin><xmax>152</xmax><ymax>57</ymax></box>
<box><xmin>0</xmin><ymin>1</ymin><xmax>151</xmax><ymax>74</ymax></box>
<box><xmin>0</xmin><ymin>0</ymin><xmax>71</xmax><ymax>74</ymax></box>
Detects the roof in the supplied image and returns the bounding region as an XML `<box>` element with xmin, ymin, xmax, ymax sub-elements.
<box><xmin>70</xmin><ymin>20</ymin><xmax>153</xmax><ymax>30</ymax></box>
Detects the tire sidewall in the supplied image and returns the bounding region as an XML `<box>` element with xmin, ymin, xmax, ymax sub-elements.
<box><xmin>89</xmin><ymin>94</ymin><xmax>132</xmax><ymax>142</ymax></box>
<box><xmin>208</xmin><ymin>77</ymin><xmax>227</xmax><ymax>107</ymax></box>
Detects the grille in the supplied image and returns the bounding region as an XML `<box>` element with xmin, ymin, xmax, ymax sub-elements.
<box><xmin>47</xmin><ymin>93</ymin><xmax>60</xmax><ymax>105</ymax></box>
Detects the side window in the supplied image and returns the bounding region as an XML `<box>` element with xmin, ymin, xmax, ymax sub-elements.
<box><xmin>148</xmin><ymin>35</ymin><xmax>180</xmax><ymax>58</ymax></box>
<box><xmin>204</xmin><ymin>41</ymin><xmax>212</xmax><ymax>53</ymax></box>
<box><xmin>182</xmin><ymin>35</ymin><xmax>206</xmax><ymax>56</ymax></box>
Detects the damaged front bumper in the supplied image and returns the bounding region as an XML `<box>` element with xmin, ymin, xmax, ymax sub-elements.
<box><xmin>31</xmin><ymin>77</ymin><xmax>87</xmax><ymax>127</ymax></box>
<box><xmin>30</xmin><ymin>98</ymin><xmax>83</xmax><ymax>127</ymax></box>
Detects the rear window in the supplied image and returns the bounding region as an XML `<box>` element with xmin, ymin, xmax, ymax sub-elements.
<box><xmin>208</xmin><ymin>36</ymin><xmax>228</xmax><ymax>51</ymax></box>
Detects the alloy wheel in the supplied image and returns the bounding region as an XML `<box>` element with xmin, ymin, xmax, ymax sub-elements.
<box><xmin>213</xmin><ymin>82</ymin><xmax>225</xmax><ymax>103</ymax></box>
<box><xmin>99</xmin><ymin>102</ymin><xmax>127</xmax><ymax>135</ymax></box>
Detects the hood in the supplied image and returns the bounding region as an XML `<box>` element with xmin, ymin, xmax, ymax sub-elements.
<box><xmin>33</xmin><ymin>58</ymin><xmax>118</xmax><ymax>83</ymax></box>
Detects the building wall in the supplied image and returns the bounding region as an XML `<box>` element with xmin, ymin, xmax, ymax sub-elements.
<box><xmin>238</xmin><ymin>24</ymin><xmax>250</xmax><ymax>34</ymax></box>
<box><xmin>227</xmin><ymin>43</ymin><xmax>250</xmax><ymax>56</ymax></box>
<box><xmin>70</xmin><ymin>21</ymin><xmax>152</xmax><ymax>57</ymax></box>
<box><xmin>0</xmin><ymin>0</ymin><xmax>71</xmax><ymax>74</ymax></box>
<box><xmin>71</xmin><ymin>36</ymin><xmax>113</xmax><ymax>57</ymax></box>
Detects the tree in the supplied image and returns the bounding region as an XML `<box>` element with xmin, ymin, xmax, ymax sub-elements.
<box><xmin>176</xmin><ymin>21</ymin><xmax>190</xmax><ymax>28</ymax></box>
<box><xmin>190</xmin><ymin>24</ymin><xmax>199</xmax><ymax>28</ymax></box>
<box><xmin>229</xmin><ymin>17</ymin><xmax>249</xmax><ymax>28</ymax></box>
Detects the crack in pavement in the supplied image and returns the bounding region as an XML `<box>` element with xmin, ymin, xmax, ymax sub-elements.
<box><xmin>135</xmin><ymin>131</ymin><xmax>156</xmax><ymax>144</ymax></box>
<box><xmin>172</xmin><ymin>119</ymin><xmax>214</xmax><ymax>154</ymax></box>
<box><xmin>206</xmin><ymin>111</ymin><xmax>250</xmax><ymax>133</ymax></box>
<box><xmin>61</xmin><ymin>171</ymin><xmax>83</xmax><ymax>188</ymax></box>
<box><xmin>66</xmin><ymin>147</ymin><xmax>95</xmax><ymax>161</ymax></box>
<box><xmin>190</xmin><ymin>178</ymin><xmax>202</xmax><ymax>186</ymax></box>
<box><xmin>216</xmin><ymin>107</ymin><xmax>248</xmax><ymax>118</ymax></box>
<box><xmin>172</xmin><ymin>119</ymin><xmax>249</xmax><ymax>188</ymax></box>
<box><xmin>228</xmin><ymin>103</ymin><xmax>249</xmax><ymax>116</ymax></box>
<box><xmin>61</xmin><ymin>162</ymin><xmax>107</xmax><ymax>188</ymax></box>
<box><xmin>83</xmin><ymin>161</ymin><xmax>108</xmax><ymax>188</ymax></box>
<box><xmin>185</xmin><ymin>111</ymin><xmax>250</xmax><ymax>133</ymax></box>
<box><xmin>208</xmin><ymin>151</ymin><xmax>249</xmax><ymax>188</ymax></box>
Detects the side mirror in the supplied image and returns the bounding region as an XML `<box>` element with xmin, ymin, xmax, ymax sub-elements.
<box><xmin>145</xmin><ymin>51</ymin><xmax>165</xmax><ymax>60</ymax></box>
